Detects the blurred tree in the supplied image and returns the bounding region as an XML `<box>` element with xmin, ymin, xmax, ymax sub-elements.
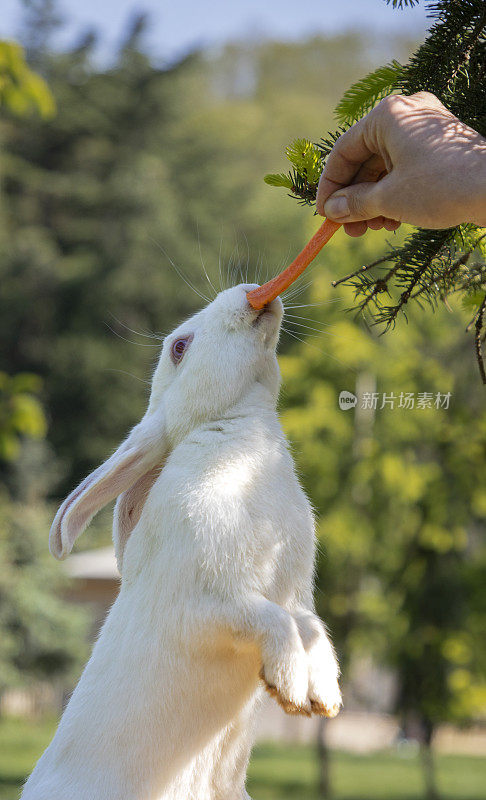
<box><xmin>0</xmin><ymin>372</ymin><xmax>46</xmax><ymax>462</ymax></box>
<box><xmin>0</xmin><ymin>26</ymin><xmax>88</xmax><ymax>700</ymax></box>
<box><xmin>0</xmin><ymin>25</ymin><xmax>201</xmax><ymax>493</ymax></box>
<box><xmin>0</xmin><ymin>496</ymin><xmax>87</xmax><ymax>696</ymax></box>
<box><xmin>279</xmin><ymin>230</ymin><xmax>486</xmax><ymax>799</ymax></box>
<box><xmin>0</xmin><ymin>40</ymin><xmax>55</xmax><ymax>118</ymax></box>
<box><xmin>19</xmin><ymin>0</ymin><xmax>63</xmax><ymax>67</ymax></box>
<box><xmin>0</xmin><ymin>13</ymin><xmax>391</xmax><ymax>498</ymax></box>
<box><xmin>1</xmin><ymin>17</ymin><xmax>482</xmax><ymax>799</ymax></box>
<box><xmin>0</xmin><ymin>33</ymin><xmax>53</xmax><ymax>465</ymax></box>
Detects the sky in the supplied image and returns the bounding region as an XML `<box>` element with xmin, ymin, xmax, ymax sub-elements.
<box><xmin>2</xmin><ymin>0</ymin><xmax>430</xmax><ymax>63</ymax></box>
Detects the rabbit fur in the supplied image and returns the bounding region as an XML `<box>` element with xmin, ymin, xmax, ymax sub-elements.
<box><xmin>21</xmin><ymin>284</ymin><xmax>341</xmax><ymax>800</ymax></box>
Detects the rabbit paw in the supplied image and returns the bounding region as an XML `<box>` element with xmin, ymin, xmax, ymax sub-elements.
<box><xmin>259</xmin><ymin>652</ymin><xmax>311</xmax><ymax>717</ymax></box>
<box><xmin>307</xmin><ymin>649</ymin><xmax>342</xmax><ymax>718</ymax></box>
<box><xmin>308</xmin><ymin>675</ymin><xmax>342</xmax><ymax>718</ymax></box>
<box><xmin>292</xmin><ymin>610</ymin><xmax>343</xmax><ymax>718</ymax></box>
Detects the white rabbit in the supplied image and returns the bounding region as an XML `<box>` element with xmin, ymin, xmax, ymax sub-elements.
<box><xmin>21</xmin><ymin>284</ymin><xmax>341</xmax><ymax>800</ymax></box>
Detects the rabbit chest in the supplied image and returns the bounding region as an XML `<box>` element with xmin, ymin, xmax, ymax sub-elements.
<box><xmin>126</xmin><ymin>416</ymin><xmax>316</xmax><ymax>611</ymax></box>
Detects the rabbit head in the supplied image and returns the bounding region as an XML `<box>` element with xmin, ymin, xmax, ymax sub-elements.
<box><xmin>49</xmin><ymin>284</ymin><xmax>283</xmax><ymax>562</ymax></box>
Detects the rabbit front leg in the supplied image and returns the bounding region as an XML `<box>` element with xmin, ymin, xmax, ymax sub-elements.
<box><xmin>292</xmin><ymin>607</ymin><xmax>342</xmax><ymax>718</ymax></box>
<box><xmin>212</xmin><ymin>594</ymin><xmax>312</xmax><ymax>716</ymax></box>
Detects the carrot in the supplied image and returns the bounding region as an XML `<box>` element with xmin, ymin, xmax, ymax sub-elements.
<box><xmin>246</xmin><ymin>218</ymin><xmax>341</xmax><ymax>310</ymax></box>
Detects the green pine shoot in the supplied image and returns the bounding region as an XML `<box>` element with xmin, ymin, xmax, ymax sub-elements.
<box><xmin>335</xmin><ymin>61</ymin><xmax>404</xmax><ymax>124</ymax></box>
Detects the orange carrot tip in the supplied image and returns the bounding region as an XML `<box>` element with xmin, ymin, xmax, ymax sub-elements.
<box><xmin>246</xmin><ymin>219</ymin><xmax>341</xmax><ymax>309</ymax></box>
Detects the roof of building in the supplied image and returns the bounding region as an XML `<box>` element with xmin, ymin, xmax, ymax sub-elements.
<box><xmin>63</xmin><ymin>546</ymin><xmax>120</xmax><ymax>580</ymax></box>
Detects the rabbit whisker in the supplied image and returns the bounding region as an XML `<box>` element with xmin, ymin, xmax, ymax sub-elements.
<box><xmin>260</xmin><ymin>244</ymin><xmax>292</xmax><ymax>290</ymax></box>
<box><xmin>240</xmin><ymin>230</ymin><xmax>250</xmax><ymax>285</ymax></box>
<box><xmin>150</xmin><ymin>237</ymin><xmax>212</xmax><ymax>304</ymax></box>
<box><xmin>105</xmin><ymin>368</ymin><xmax>152</xmax><ymax>385</ymax></box>
<box><xmin>284</xmin><ymin>313</ymin><xmax>333</xmax><ymax>325</ymax></box>
<box><xmin>255</xmin><ymin>252</ymin><xmax>264</xmax><ymax>287</ymax></box>
<box><xmin>284</xmin><ymin>320</ymin><xmax>336</xmax><ymax>336</ymax></box>
<box><xmin>280</xmin><ymin>327</ymin><xmax>358</xmax><ymax>373</ymax></box>
<box><xmin>282</xmin><ymin>273</ymin><xmax>315</xmax><ymax>298</ymax></box>
<box><xmin>226</xmin><ymin>247</ymin><xmax>236</xmax><ymax>289</ymax></box>
<box><xmin>285</xmin><ymin>300</ymin><xmax>343</xmax><ymax>309</ymax></box>
<box><xmin>282</xmin><ymin>246</ymin><xmax>339</xmax><ymax>301</ymax></box>
<box><xmin>105</xmin><ymin>324</ymin><xmax>162</xmax><ymax>348</ymax></box>
<box><xmin>218</xmin><ymin>231</ymin><xmax>225</xmax><ymax>292</ymax></box>
<box><xmin>282</xmin><ymin>279</ymin><xmax>314</xmax><ymax>302</ymax></box>
<box><xmin>231</xmin><ymin>236</ymin><xmax>245</xmax><ymax>287</ymax></box>
<box><xmin>107</xmin><ymin>314</ymin><xmax>164</xmax><ymax>341</ymax></box>
<box><xmin>197</xmin><ymin>222</ymin><xmax>218</xmax><ymax>299</ymax></box>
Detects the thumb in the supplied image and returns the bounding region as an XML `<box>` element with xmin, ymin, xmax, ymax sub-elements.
<box><xmin>323</xmin><ymin>180</ymin><xmax>386</xmax><ymax>223</ymax></box>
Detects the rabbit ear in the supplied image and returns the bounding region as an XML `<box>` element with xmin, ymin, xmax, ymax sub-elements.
<box><xmin>49</xmin><ymin>409</ymin><xmax>168</xmax><ymax>560</ymax></box>
<box><xmin>113</xmin><ymin>462</ymin><xmax>163</xmax><ymax>572</ymax></box>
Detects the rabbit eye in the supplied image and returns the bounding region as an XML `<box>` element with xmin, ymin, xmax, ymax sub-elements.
<box><xmin>170</xmin><ymin>335</ymin><xmax>193</xmax><ymax>365</ymax></box>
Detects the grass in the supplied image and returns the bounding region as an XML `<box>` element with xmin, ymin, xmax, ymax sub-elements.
<box><xmin>0</xmin><ymin>715</ymin><xmax>57</xmax><ymax>800</ymax></box>
<box><xmin>0</xmin><ymin>716</ymin><xmax>485</xmax><ymax>800</ymax></box>
<box><xmin>248</xmin><ymin>745</ymin><xmax>486</xmax><ymax>800</ymax></box>
<box><xmin>247</xmin><ymin>743</ymin><xmax>486</xmax><ymax>800</ymax></box>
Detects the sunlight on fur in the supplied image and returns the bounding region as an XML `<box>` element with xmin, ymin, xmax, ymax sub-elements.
<box><xmin>22</xmin><ymin>283</ymin><xmax>341</xmax><ymax>800</ymax></box>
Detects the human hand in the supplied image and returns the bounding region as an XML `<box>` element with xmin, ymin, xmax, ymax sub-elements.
<box><xmin>316</xmin><ymin>91</ymin><xmax>486</xmax><ymax>237</ymax></box>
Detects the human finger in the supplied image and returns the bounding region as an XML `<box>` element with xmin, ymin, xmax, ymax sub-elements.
<box><xmin>343</xmin><ymin>221</ymin><xmax>368</xmax><ymax>237</ymax></box>
<box><xmin>316</xmin><ymin>118</ymin><xmax>376</xmax><ymax>214</ymax></box>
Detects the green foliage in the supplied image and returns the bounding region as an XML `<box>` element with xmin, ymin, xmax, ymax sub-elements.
<box><xmin>0</xmin><ymin>495</ymin><xmax>88</xmax><ymax>689</ymax></box>
<box><xmin>0</xmin><ymin>12</ymin><xmax>484</xmax><ymax>777</ymax></box>
<box><xmin>264</xmin><ymin>139</ymin><xmax>324</xmax><ymax>204</ymax></box>
<box><xmin>263</xmin><ymin>173</ymin><xmax>293</xmax><ymax>189</ymax></box>
<box><xmin>0</xmin><ymin>29</ymin><xmax>381</xmax><ymax>494</ymax></box>
<box><xmin>0</xmin><ymin>46</ymin><xmax>207</xmax><ymax>492</ymax></box>
<box><xmin>0</xmin><ymin>25</ymin><xmax>83</xmax><ymax>692</ymax></box>
<box><xmin>454</xmin><ymin>226</ymin><xmax>486</xmax><ymax>260</ymax></box>
<box><xmin>264</xmin><ymin>1</ymin><xmax>486</xmax><ymax>380</ymax></box>
<box><xmin>0</xmin><ymin>41</ymin><xmax>55</xmax><ymax>118</ymax></box>
<box><xmin>0</xmin><ymin>373</ymin><xmax>47</xmax><ymax>461</ymax></box>
<box><xmin>285</xmin><ymin>139</ymin><xmax>322</xmax><ymax>185</ymax></box>
<box><xmin>335</xmin><ymin>60</ymin><xmax>403</xmax><ymax>124</ymax></box>
<box><xmin>278</xmin><ymin>233</ymin><xmax>486</xmax><ymax>737</ymax></box>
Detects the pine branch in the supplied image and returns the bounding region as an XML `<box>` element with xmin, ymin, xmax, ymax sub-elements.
<box><xmin>335</xmin><ymin>61</ymin><xmax>404</xmax><ymax>124</ymax></box>
<box><xmin>410</xmin><ymin>233</ymin><xmax>486</xmax><ymax>300</ymax></box>
<box><xmin>316</xmin><ymin>128</ymin><xmax>348</xmax><ymax>160</ymax></box>
<box><xmin>474</xmin><ymin>295</ymin><xmax>486</xmax><ymax>384</ymax></box>
<box><xmin>263</xmin><ymin>173</ymin><xmax>293</xmax><ymax>190</ymax></box>
<box><xmin>397</xmin><ymin>1</ymin><xmax>486</xmax><ymax>134</ymax></box>
<box><xmin>262</xmin><ymin>0</ymin><xmax>486</xmax><ymax>378</ymax></box>
<box><xmin>384</xmin><ymin>0</ymin><xmax>420</xmax><ymax>7</ymax></box>
<box><xmin>331</xmin><ymin>255</ymin><xmax>391</xmax><ymax>288</ymax></box>
<box><xmin>264</xmin><ymin>138</ymin><xmax>327</xmax><ymax>206</ymax></box>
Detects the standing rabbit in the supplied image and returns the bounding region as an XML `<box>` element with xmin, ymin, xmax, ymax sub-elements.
<box><xmin>21</xmin><ymin>284</ymin><xmax>341</xmax><ymax>800</ymax></box>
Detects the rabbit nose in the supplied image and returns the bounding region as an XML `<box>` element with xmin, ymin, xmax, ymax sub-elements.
<box><xmin>240</xmin><ymin>283</ymin><xmax>260</xmax><ymax>294</ymax></box>
<box><xmin>239</xmin><ymin>284</ymin><xmax>262</xmax><ymax>313</ymax></box>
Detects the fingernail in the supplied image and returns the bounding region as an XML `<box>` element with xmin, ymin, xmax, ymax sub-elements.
<box><xmin>324</xmin><ymin>196</ymin><xmax>350</xmax><ymax>219</ymax></box>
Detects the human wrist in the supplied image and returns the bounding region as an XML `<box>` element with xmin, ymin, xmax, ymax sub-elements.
<box><xmin>462</xmin><ymin>137</ymin><xmax>486</xmax><ymax>227</ymax></box>
<box><xmin>470</xmin><ymin>165</ymin><xmax>486</xmax><ymax>226</ymax></box>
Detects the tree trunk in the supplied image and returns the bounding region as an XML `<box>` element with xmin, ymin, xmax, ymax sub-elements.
<box><xmin>317</xmin><ymin>717</ymin><xmax>332</xmax><ymax>799</ymax></box>
<box><xmin>420</xmin><ymin>720</ymin><xmax>439</xmax><ymax>800</ymax></box>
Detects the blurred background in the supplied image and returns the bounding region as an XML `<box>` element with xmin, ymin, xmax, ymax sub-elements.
<box><xmin>0</xmin><ymin>1</ymin><xmax>485</xmax><ymax>799</ymax></box>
